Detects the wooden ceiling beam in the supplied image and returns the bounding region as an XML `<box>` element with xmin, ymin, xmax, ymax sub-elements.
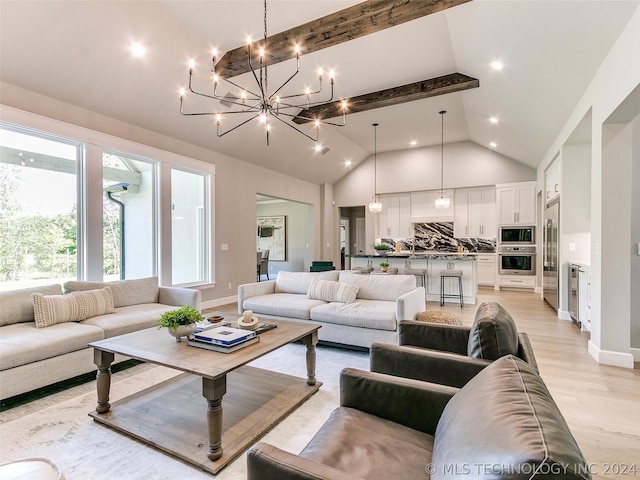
<box><xmin>215</xmin><ymin>0</ymin><xmax>472</xmax><ymax>78</ymax></box>
<box><xmin>292</xmin><ymin>72</ymin><xmax>479</xmax><ymax>123</ymax></box>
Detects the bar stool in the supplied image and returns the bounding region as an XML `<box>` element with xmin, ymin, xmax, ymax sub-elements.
<box><xmin>352</xmin><ymin>267</ymin><xmax>373</xmax><ymax>274</ymax></box>
<box><xmin>439</xmin><ymin>270</ymin><xmax>464</xmax><ymax>307</ymax></box>
<box><xmin>404</xmin><ymin>268</ymin><xmax>427</xmax><ymax>288</ymax></box>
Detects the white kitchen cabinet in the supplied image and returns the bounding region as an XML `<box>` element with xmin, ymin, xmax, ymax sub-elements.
<box><xmin>545</xmin><ymin>156</ymin><xmax>561</xmax><ymax>204</ymax></box>
<box><xmin>454</xmin><ymin>187</ymin><xmax>497</xmax><ymax>237</ymax></box>
<box><xmin>378</xmin><ymin>193</ymin><xmax>411</xmax><ymax>238</ymax></box>
<box><xmin>496</xmin><ymin>181</ymin><xmax>536</xmax><ymax>225</ymax></box>
<box><xmin>497</xmin><ymin>275</ymin><xmax>536</xmax><ymax>289</ymax></box>
<box><xmin>411</xmin><ymin>189</ymin><xmax>454</xmax><ymax>222</ymax></box>
<box><xmin>476</xmin><ymin>254</ymin><xmax>497</xmax><ymax>286</ymax></box>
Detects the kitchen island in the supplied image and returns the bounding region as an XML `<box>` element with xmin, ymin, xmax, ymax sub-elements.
<box><xmin>347</xmin><ymin>252</ymin><xmax>478</xmax><ymax>305</ymax></box>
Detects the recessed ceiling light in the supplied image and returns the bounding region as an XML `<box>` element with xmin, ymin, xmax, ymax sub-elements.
<box><xmin>314</xmin><ymin>144</ymin><xmax>323</xmax><ymax>153</ymax></box>
<box><xmin>344</xmin><ymin>159</ymin><xmax>352</xmax><ymax>167</ymax></box>
<box><xmin>490</xmin><ymin>61</ymin><xmax>503</xmax><ymax>71</ymax></box>
<box><xmin>489</xmin><ymin>142</ymin><xmax>497</xmax><ymax>148</ymax></box>
<box><xmin>489</xmin><ymin>116</ymin><xmax>499</xmax><ymax>124</ymax></box>
<box><xmin>410</xmin><ymin>140</ymin><xmax>417</xmax><ymax>147</ymax></box>
<box><xmin>130</xmin><ymin>42</ymin><xmax>146</xmax><ymax>58</ymax></box>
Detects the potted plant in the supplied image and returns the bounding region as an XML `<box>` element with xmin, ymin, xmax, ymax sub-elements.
<box><xmin>374</xmin><ymin>243</ymin><xmax>391</xmax><ymax>255</ymax></box>
<box><xmin>379</xmin><ymin>261</ymin><xmax>390</xmax><ymax>272</ymax></box>
<box><xmin>158</xmin><ymin>305</ymin><xmax>204</xmax><ymax>342</ymax></box>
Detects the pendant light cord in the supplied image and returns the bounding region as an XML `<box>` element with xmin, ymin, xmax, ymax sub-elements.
<box><xmin>373</xmin><ymin>123</ymin><xmax>379</xmax><ymax>198</ymax></box>
<box><xmin>439</xmin><ymin>110</ymin><xmax>446</xmax><ymax>195</ymax></box>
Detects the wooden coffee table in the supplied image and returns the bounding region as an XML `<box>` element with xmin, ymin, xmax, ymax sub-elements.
<box><xmin>88</xmin><ymin>318</ymin><xmax>320</xmax><ymax>475</ymax></box>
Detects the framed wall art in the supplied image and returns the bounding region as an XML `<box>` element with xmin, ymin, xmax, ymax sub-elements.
<box><xmin>257</xmin><ymin>215</ymin><xmax>286</xmax><ymax>261</ymax></box>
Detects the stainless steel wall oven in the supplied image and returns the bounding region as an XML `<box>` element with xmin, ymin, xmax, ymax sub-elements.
<box><xmin>498</xmin><ymin>245</ymin><xmax>536</xmax><ymax>275</ymax></box>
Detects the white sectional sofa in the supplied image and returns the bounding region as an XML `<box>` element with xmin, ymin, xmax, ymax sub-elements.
<box><xmin>238</xmin><ymin>271</ymin><xmax>426</xmax><ymax>349</ymax></box>
<box><xmin>0</xmin><ymin>276</ymin><xmax>200</xmax><ymax>400</ymax></box>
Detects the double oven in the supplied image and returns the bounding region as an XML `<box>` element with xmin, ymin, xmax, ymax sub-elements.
<box><xmin>498</xmin><ymin>226</ymin><xmax>536</xmax><ymax>275</ymax></box>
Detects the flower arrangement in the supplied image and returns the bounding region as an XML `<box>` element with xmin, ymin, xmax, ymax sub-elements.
<box><xmin>157</xmin><ymin>305</ymin><xmax>203</xmax><ymax>331</ymax></box>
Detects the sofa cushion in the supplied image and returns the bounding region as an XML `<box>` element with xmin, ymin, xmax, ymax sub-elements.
<box><xmin>32</xmin><ymin>288</ymin><xmax>115</xmax><ymax>328</ymax></box>
<box><xmin>467</xmin><ymin>302</ymin><xmax>519</xmax><ymax>359</ymax></box>
<box><xmin>80</xmin><ymin>303</ymin><xmax>177</xmax><ymax>338</ymax></box>
<box><xmin>274</xmin><ymin>271</ymin><xmax>339</xmax><ymax>295</ymax></box>
<box><xmin>310</xmin><ymin>300</ymin><xmax>398</xmax><ymax>331</ymax></box>
<box><xmin>0</xmin><ymin>284</ymin><xmax>63</xmax><ymax>327</ymax></box>
<box><xmin>64</xmin><ymin>276</ymin><xmax>159</xmax><ymax>308</ymax></box>
<box><xmin>307</xmin><ymin>279</ymin><xmax>359</xmax><ymax>304</ymax></box>
<box><xmin>300</xmin><ymin>407</ymin><xmax>435</xmax><ymax>479</ymax></box>
<box><xmin>338</xmin><ymin>272</ymin><xmax>416</xmax><ymax>302</ymax></box>
<box><xmin>0</xmin><ymin>321</ymin><xmax>105</xmax><ymax>371</ymax></box>
<box><xmin>242</xmin><ymin>293</ymin><xmax>326</xmax><ymax>320</ymax></box>
<box><xmin>432</xmin><ymin>355</ymin><xmax>590</xmax><ymax>480</ymax></box>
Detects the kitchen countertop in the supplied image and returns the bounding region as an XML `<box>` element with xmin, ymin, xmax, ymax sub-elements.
<box><xmin>346</xmin><ymin>252</ymin><xmax>491</xmax><ymax>260</ymax></box>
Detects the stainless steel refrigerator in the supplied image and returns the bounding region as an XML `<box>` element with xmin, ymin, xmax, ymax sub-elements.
<box><xmin>543</xmin><ymin>199</ymin><xmax>560</xmax><ymax>310</ymax></box>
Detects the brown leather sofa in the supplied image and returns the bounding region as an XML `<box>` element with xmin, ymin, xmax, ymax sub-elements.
<box><xmin>371</xmin><ymin>302</ymin><xmax>538</xmax><ymax>388</ymax></box>
<box><xmin>247</xmin><ymin>355</ymin><xmax>590</xmax><ymax>480</ymax></box>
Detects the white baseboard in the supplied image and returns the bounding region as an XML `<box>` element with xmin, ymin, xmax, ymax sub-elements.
<box><xmin>201</xmin><ymin>295</ymin><xmax>237</xmax><ymax>311</ymax></box>
<box><xmin>558</xmin><ymin>309</ymin><xmax>572</xmax><ymax>321</ymax></box>
<box><xmin>588</xmin><ymin>340</ymin><xmax>636</xmax><ymax>368</ymax></box>
<box><xmin>631</xmin><ymin>347</ymin><xmax>640</xmax><ymax>363</ymax></box>
<box><xmin>534</xmin><ymin>286</ymin><xmax>542</xmax><ymax>294</ymax></box>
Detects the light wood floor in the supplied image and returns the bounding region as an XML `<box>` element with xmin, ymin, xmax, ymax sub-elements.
<box><xmin>435</xmin><ymin>288</ymin><xmax>640</xmax><ymax>478</ymax></box>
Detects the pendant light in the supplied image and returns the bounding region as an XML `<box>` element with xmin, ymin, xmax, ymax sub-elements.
<box><xmin>435</xmin><ymin>110</ymin><xmax>450</xmax><ymax>209</ymax></box>
<box><xmin>368</xmin><ymin>123</ymin><xmax>382</xmax><ymax>213</ymax></box>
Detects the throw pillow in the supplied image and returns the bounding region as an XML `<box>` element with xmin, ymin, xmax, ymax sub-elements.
<box><xmin>307</xmin><ymin>279</ymin><xmax>359</xmax><ymax>304</ymax></box>
<box><xmin>32</xmin><ymin>287</ymin><xmax>115</xmax><ymax>328</ymax></box>
<box><xmin>467</xmin><ymin>302</ymin><xmax>519</xmax><ymax>360</ymax></box>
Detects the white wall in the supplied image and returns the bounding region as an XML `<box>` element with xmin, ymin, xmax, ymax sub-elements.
<box><xmin>536</xmin><ymin>7</ymin><xmax>640</xmax><ymax>367</ymax></box>
<box><xmin>1</xmin><ymin>83</ymin><xmax>324</xmax><ymax>305</ymax></box>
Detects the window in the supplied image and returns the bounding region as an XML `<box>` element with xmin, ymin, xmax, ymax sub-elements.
<box><xmin>0</xmin><ymin>126</ymin><xmax>81</xmax><ymax>291</ymax></box>
<box><xmin>1</xmin><ymin>113</ymin><xmax>214</xmax><ymax>289</ymax></box>
<box><xmin>171</xmin><ymin>168</ymin><xmax>208</xmax><ymax>285</ymax></box>
<box><xmin>102</xmin><ymin>152</ymin><xmax>156</xmax><ymax>281</ymax></box>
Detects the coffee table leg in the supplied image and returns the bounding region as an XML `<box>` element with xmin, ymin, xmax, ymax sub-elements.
<box><xmin>94</xmin><ymin>349</ymin><xmax>115</xmax><ymax>414</ymax></box>
<box><xmin>202</xmin><ymin>375</ymin><xmax>227</xmax><ymax>461</ymax></box>
<box><xmin>302</xmin><ymin>331</ymin><xmax>318</xmax><ymax>386</ymax></box>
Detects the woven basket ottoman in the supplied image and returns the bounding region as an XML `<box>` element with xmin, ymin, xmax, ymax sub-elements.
<box><xmin>415</xmin><ymin>310</ymin><xmax>462</xmax><ymax>326</ymax></box>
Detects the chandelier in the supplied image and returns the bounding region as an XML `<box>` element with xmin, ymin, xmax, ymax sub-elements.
<box><xmin>179</xmin><ymin>0</ymin><xmax>347</xmax><ymax>145</ymax></box>
<box><xmin>369</xmin><ymin>123</ymin><xmax>382</xmax><ymax>213</ymax></box>
<box><xmin>435</xmin><ymin>110</ymin><xmax>451</xmax><ymax>209</ymax></box>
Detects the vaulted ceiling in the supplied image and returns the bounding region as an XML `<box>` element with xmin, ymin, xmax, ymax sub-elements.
<box><xmin>1</xmin><ymin>1</ymin><xmax>638</xmax><ymax>185</ymax></box>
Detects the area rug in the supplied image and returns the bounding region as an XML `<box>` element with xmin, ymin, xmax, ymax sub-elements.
<box><xmin>0</xmin><ymin>344</ymin><xmax>368</xmax><ymax>480</ymax></box>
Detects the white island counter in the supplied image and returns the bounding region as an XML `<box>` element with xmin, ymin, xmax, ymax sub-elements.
<box><xmin>348</xmin><ymin>253</ymin><xmax>478</xmax><ymax>305</ymax></box>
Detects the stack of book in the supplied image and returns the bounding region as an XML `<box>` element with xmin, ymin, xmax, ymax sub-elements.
<box><xmin>188</xmin><ymin>326</ymin><xmax>259</xmax><ymax>353</ymax></box>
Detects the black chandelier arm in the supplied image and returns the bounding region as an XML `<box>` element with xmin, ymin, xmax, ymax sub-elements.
<box><xmin>212</xmin><ymin>74</ymin><xmax>262</xmax><ymax>103</ymax></box>
<box><xmin>267</xmin><ymin>58</ymin><xmax>302</xmax><ymax>101</ymax></box>
<box><xmin>273</xmin><ymin>108</ymin><xmax>346</xmax><ymax>128</ymax></box>
<box><xmin>268</xmin><ymin>109</ymin><xmax>319</xmax><ymax>142</ymax></box>
<box><xmin>216</xmin><ymin>111</ymin><xmax>264</xmax><ymax>138</ymax></box>
<box><xmin>276</xmin><ymin>81</ymin><xmax>334</xmax><ymax>109</ymax></box>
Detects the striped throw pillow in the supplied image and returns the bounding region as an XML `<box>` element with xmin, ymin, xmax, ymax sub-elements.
<box><xmin>32</xmin><ymin>287</ymin><xmax>115</xmax><ymax>328</ymax></box>
<box><xmin>307</xmin><ymin>279</ymin><xmax>359</xmax><ymax>304</ymax></box>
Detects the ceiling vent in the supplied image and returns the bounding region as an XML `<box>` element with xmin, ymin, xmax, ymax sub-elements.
<box><xmin>219</xmin><ymin>92</ymin><xmax>238</xmax><ymax>108</ymax></box>
<box><xmin>318</xmin><ymin>146</ymin><xmax>330</xmax><ymax>155</ymax></box>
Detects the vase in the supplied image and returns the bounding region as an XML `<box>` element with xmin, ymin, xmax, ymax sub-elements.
<box><xmin>168</xmin><ymin>324</ymin><xmax>196</xmax><ymax>342</ymax></box>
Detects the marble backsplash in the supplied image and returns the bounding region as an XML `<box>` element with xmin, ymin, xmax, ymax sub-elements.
<box><xmin>380</xmin><ymin>222</ymin><xmax>496</xmax><ymax>253</ymax></box>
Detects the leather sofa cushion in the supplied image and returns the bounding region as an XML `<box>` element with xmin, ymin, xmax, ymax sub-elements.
<box><xmin>432</xmin><ymin>355</ymin><xmax>590</xmax><ymax>480</ymax></box>
<box><xmin>301</xmin><ymin>407</ymin><xmax>435</xmax><ymax>480</ymax></box>
<box><xmin>467</xmin><ymin>302</ymin><xmax>518</xmax><ymax>359</ymax></box>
